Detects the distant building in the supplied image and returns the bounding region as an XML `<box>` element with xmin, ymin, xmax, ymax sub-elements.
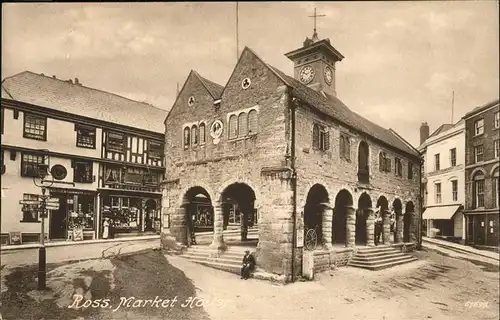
<box><xmin>1</xmin><ymin>72</ymin><xmax>167</xmax><ymax>245</ymax></box>
<box><xmin>419</xmin><ymin>120</ymin><xmax>465</xmax><ymax>242</ymax></box>
<box><xmin>463</xmin><ymin>99</ymin><xmax>499</xmax><ymax>249</ymax></box>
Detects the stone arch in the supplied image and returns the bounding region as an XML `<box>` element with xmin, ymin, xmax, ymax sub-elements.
<box><xmin>469</xmin><ymin>167</ymin><xmax>487</xmax><ymax>180</ymax></box>
<box><xmin>181</xmin><ymin>186</ymin><xmax>214</xmax><ymax>245</ymax></box>
<box><xmin>356</xmin><ymin>192</ymin><xmax>372</xmax><ymax>245</ymax></box>
<box><xmin>178</xmin><ymin>183</ymin><xmax>216</xmax><ymax>208</ymax></box>
<box><xmin>392</xmin><ymin>198</ymin><xmax>403</xmax><ymax>243</ymax></box>
<box><xmin>376</xmin><ymin>195</ymin><xmax>390</xmax><ymax>245</ymax></box>
<box><xmin>298</xmin><ymin>181</ymin><xmax>335</xmax><ymax>211</ymax></box>
<box><xmin>303</xmin><ymin>184</ymin><xmax>330</xmax><ymax>248</ymax></box>
<box><xmin>219</xmin><ymin>182</ymin><xmax>257</xmax><ymax>238</ymax></box>
<box><xmin>404</xmin><ymin>201</ymin><xmax>415</xmax><ymax>242</ymax></box>
<box><xmin>333</xmin><ymin>189</ymin><xmax>354</xmax><ymax>246</ymax></box>
<box><xmin>217</xmin><ymin>178</ymin><xmax>261</xmax><ymax>204</ymax></box>
<box><xmin>490</xmin><ymin>163</ymin><xmax>499</xmax><ymax>176</ymax></box>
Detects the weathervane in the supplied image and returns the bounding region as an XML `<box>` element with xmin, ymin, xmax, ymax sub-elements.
<box><xmin>308</xmin><ymin>7</ymin><xmax>326</xmax><ymax>38</ymax></box>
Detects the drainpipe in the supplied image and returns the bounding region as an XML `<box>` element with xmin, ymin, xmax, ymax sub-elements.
<box><xmin>289</xmin><ymin>90</ymin><xmax>297</xmax><ymax>283</ymax></box>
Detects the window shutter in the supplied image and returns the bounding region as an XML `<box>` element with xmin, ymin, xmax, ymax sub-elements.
<box><xmin>312</xmin><ymin>124</ymin><xmax>319</xmax><ymax>149</ymax></box>
<box><xmin>324</xmin><ymin>130</ymin><xmax>330</xmax><ymax>150</ymax></box>
<box><xmin>248</xmin><ymin>110</ymin><xmax>258</xmax><ymax>134</ymax></box>
<box><xmin>238</xmin><ymin>113</ymin><xmax>247</xmax><ymax>137</ymax></box>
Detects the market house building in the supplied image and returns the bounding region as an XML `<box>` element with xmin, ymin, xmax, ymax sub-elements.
<box><xmin>418</xmin><ymin>120</ymin><xmax>466</xmax><ymax>243</ymax></box>
<box><xmin>463</xmin><ymin>99</ymin><xmax>499</xmax><ymax>249</ymax></box>
<box><xmin>161</xmin><ymin>30</ymin><xmax>422</xmax><ymax>279</ymax></box>
<box><xmin>1</xmin><ymin>72</ymin><xmax>166</xmax><ymax>245</ymax></box>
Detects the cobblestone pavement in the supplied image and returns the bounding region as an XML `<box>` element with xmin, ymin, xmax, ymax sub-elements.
<box><xmin>168</xmin><ymin>248</ymin><xmax>499</xmax><ymax>320</ymax></box>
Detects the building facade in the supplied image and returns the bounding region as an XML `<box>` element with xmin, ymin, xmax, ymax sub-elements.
<box><xmin>463</xmin><ymin>99</ymin><xmax>499</xmax><ymax>248</ymax></box>
<box><xmin>161</xmin><ymin>31</ymin><xmax>421</xmax><ymax>279</ymax></box>
<box><xmin>419</xmin><ymin>120</ymin><xmax>466</xmax><ymax>242</ymax></box>
<box><xmin>1</xmin><ymin>72</ymin><xmax>167</xmax><ymax>245</ymax></box>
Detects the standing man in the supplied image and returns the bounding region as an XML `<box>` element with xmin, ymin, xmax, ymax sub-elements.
<box><xmin>375</xmin><ymin>212</ymin><xmax>383</xmax><ymax>245</ymax></box>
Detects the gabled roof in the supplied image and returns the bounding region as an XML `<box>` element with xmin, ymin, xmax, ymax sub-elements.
<box><xmin>1</xmin><ymin>71</ymin><xmax>168</xmax><ymax>133</ymax></box>
<box><xmin>428</xmin><ymin>124</ymin><xmax>453</xmax><ymax>139</ymax></box>
<box><xmin>463</xmin><ymin>99</ymin><xmax>499</xmax><ymax>119</ymax></box>
<box><xmin>195</xmin><ymin>72</ymin><xmax>224</xmax><ymax>99</ymax></box>
<box><xmin>266</xmin><ymin>64</ymin><xmax>419</xmax><ymax>157</ymax></box>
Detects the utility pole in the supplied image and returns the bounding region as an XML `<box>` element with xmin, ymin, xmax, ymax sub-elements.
<box><xmin>236</xmin><ymin>2</ymin><xmax>239</xmax><ymax>61</ymax></box>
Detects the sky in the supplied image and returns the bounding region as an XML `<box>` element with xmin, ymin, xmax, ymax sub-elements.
<box><xmin>2</xmin><ymin>2</ymin><xmax>499</xmax><ymax>147</ymax></box>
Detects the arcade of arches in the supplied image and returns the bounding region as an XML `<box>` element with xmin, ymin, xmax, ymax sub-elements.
<box><xmin>178</xmin><ymin>183</ymin><xmax>257</xmax><ymax>248</ymax></box>
<box><xmin>303</xmin><ymin>185</ymin><xmax>417</xmax><ymax>248</ymax></box>
<box><xmin>169</xmin><ymin>182</ymin><xmax>417</xmax><ymax>250</ymax></box>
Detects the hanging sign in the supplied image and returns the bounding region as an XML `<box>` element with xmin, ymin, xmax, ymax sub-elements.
<box><xmin>296</xmin><ymin>228</ymin><xmax>304</xmax><ymax>248</ymax></box>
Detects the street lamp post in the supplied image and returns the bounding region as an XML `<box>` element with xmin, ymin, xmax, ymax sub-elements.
<box><xmin>32</xmin><ymin>153</ymin><xmax>75</xmax><ymax>291</ymax></box>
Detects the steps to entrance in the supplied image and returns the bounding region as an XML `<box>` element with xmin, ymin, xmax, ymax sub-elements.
<box><xmin>348</xmin><ymin>246</ymin><xmax>418</xmax><ymax>271</ymax></box>
<box><xmin>180</xmin><ymin>245</ymin><xmax>251</xmax><ymax>275</ymax></box>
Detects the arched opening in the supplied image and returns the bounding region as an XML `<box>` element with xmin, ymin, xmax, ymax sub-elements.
<box><xmin>375</xmin><ymin>196</ymin><xmax>389</xmax><ymax>245</ymax></box>
<box><xmin>392</xmin><ymin>198</ymin><xmax>403</xmax><ymax>243</ymax></box>
<box><xmin>144</xmin><ymin>199</ymin><xmax>158</xmax><ymax>232</ymax></box>
<box><xmin>357</xmin><ymin>141</ymin><xmax>370</xmax><ymax>183</ymax></box>
<box><xmin>333</xmin><ymin>189</ymin><xmax>353</xmax><ymax>245</ymax></box>
<box><xmin>404</xmin><ymin>201</ymin><xmax>414</xmax><ymax>242</ymax></box>
<box><xmin>220</xmin><ymin>183</ymin><xmax>257</xmax><ymax>244</ymax></box>
<box><xmin>182</xmin><ymin>186</ymin><xmax>213</xmax><ymax>245</ymax></box>
<box><xmin>356</xmin><ymin>192</ymin><xmax>372</xmax><ymax>245</ymax></box>
<box><xmin>304</xmin><ymin>184</ymin><xmax>329</xmax><ymax>249</ymax></box>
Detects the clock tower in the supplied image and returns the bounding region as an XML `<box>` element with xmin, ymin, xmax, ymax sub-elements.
<box><xmin>285</xmin><ymin>30</ymin><xmax>344</xmax><ymax>97</ymax></box>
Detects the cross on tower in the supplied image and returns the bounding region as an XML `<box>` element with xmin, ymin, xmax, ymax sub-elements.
<box><xmin>308</xmin><ymin>7</ymin><xmax>326</xmax><ymax>35</ymax></box>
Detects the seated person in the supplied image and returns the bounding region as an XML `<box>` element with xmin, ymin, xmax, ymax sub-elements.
<box><xmin>241</xmin><ymin>250</ymin><xmax>255</xmax><ymax>280</ymax></box>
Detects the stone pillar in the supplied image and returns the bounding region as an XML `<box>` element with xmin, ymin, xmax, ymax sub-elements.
<box><xmin>345</xmin><ymin>205</ymin><xmax>356</xmax><ymax>247</ymax></box>
<box><xmin>382</xmin><ymin>209</ymin><xmax>391</xmax><ymax>244</ymax></box>
<box><xmin>320</xmin><ymin>202</ymin><xmax>333</xmax><ymax>250</ymax></box>
<box><xmin>410</xmin><ymin>211</ymin><xmax>418</xmax><ymax>243</ymax></box>
<box><xmin>365</xmin><ymin>208</ymin><xmax>375</xmax><ymax>246</ymax></box>
<box><xmin>395</xmin><ymin>210</ymin><xmax>403</xmax><ymax>243</ymax></box>
<box><xmin>210</xmin><ymin>200</ymin><xmax>227</xmax><ymax>251</ymax></box>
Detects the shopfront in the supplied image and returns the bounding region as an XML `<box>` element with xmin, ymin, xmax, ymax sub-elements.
<box><xmin>100</xmin><ymin>192</ymin><xmax>161</xmax><ymax>238</ymax></box>
<box><xmin>48</xmin><ymin>188</ymin><xmax>97</xmax><ymax>241</ymax></box>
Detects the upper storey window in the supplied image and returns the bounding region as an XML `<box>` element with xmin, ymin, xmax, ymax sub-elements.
<box><xmin>183</xmin><ymin>121</ymin><xmax>207</xmax><ymax>149</ymax></box>
<box><xmin>148</xmin><ymin>141</ymin><xmax>163</xmax><ymax>159</ymax></box>
<box><xmin>228</xmin><ymin>108</ymin><xmax>259</xmax><ymax>140</ymax></box>
<box><xmin>357</xmin><ymin>141</ymin><xmax>369</xmax><ymax>183</ymax></box>
<box><xmin>313</xmin><ymin>123</ymin><xmax>329</xmax><ymax>151</ymax></box>
<box><xmin>474</xmin><ymin>119</ymin><xmax>484</xmax><ymax>136</ymax></box>
<box><xmin>76</xmin><ymin>124</ymin><xmax>96</xmax><ymax>149</ymax></box>
<box><xmin>379</xmin><ymin>152</ymin><xmax>391</xmax><ymax>172</ymax></box>
<box><xmin>339</xmin><ymin>134</ymin><xmax>350</xmax><ymax>160</ymax></box>
<box><xmin>23</xmin><ymin>113</ymin><xmax>47</xmax><ymax>141</ymax></box>
<box><xmin>183</xmin><ymin>127</ymin><xmax>190</xmax><ymax>149</ymax></box>
<box><xmin>107</xmin><ymin>132</ymin><xmax>126</xmax><ymax>153</ymax></box>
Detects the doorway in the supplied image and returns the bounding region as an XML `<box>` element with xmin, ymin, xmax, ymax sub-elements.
<box><xmin>50</xmin><ymin>195</ymin><xmax>67</xmax><ymax>239</ymax></box>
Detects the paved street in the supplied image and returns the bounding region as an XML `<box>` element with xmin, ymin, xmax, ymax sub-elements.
<box><xmin>169</xmin><ymin>248</ymin><xmax>499</xmax><ymax>320</ymax></box>
<box><xmin>1</xmin><ymin>243</ymin><xmax>498</xmax><ymax>320</ymax></box>
<box><xmin>1</xmin><ymin>238</ymin><xmax>160</xmax><ymax>268</ymax></box>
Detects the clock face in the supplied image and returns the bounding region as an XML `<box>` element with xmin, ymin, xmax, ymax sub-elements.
<box><xmin>299</xmin><ymin>66</ymin><xmax>315</xmax><ymax>84</ymax></box>
<box><xmin>324</xmin><ymin>66</ymin><xmax>333</xmax><ymax>85</ymax></box>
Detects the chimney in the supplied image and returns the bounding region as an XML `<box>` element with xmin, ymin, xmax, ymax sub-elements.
<box><xmin>52</xmin><ymin>75</ymin><xmax>56</xmax><ymax>79</ymax></box>
<box><xmin>67</xmin><ymin>79</ymin><xmax>73</xmax><ymax>84</ymax></box>
<box><xmin>75</xmin><ymin>78</ymin><xmax>80</xmax><ymax>85</ymax></box>
<box><xmin>420</xmin><ymin>122</ymin><xmax>430</xmax><ymax>145</ymax></box>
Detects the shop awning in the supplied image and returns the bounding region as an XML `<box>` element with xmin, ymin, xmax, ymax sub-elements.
<box><xmin>423</xmin><ymin>205</ymin><xmax>461</xmax><ymax>220</ymax></box>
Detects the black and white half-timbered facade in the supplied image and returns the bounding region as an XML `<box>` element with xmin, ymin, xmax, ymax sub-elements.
<box><xmin>1</xmin><ymin>71</ymin><xmax>167</xmax><ymax>244</ymax></box>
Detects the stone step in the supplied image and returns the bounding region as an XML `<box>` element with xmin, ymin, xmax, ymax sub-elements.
<box><xmin>356</xmin><ymin>246</ymin><xmax>394</xmax><ymax>254</ymax></box>
<box><xmin>350</xmin><ymin>254</ymin><xmax>413</xmax><ymax>266</ymax></box>
<box><xmin>352</xmin><ymin>252</ymin><xmax>406</xmax><ymax>262</ymax></box>
<box><xmin>348</xmin><ymin>256</ymin><xmax>418</xmax><ymax>271</ymax></box>
<box><xmin>355</xmin><ymin>249</ymin><xmax>400</xmax><ymax>258</ymax></box>
<box><xmin>183</xmin><ymin>254</ymin><xmax>242</xmax><ymax>265</ymax></box>
<box><xmin>183</xmin><ymin>258</ymin><xmax>241</xmax><ymax>275</ymax></box>
<box><xmin>184</xmin><ymin>250</ymin><xmax>244</xmax><ymax>259</ymax></box>
<box><xmin>187</xmin><ymin>246</ymin><xmax>256</xmax><ymax>254</ymax></box>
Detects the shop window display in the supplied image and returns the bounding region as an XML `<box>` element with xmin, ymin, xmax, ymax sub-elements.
<box><xmin>67</xmin><ymin>195</ymin><xmax>95</xmax><ymax>230</ymax></box>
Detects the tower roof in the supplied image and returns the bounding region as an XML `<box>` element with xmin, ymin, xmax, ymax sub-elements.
<box><xmin>285</xmin><ymin>37</ymin><xmax>344</xmax><ymax>62</ymax></box>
